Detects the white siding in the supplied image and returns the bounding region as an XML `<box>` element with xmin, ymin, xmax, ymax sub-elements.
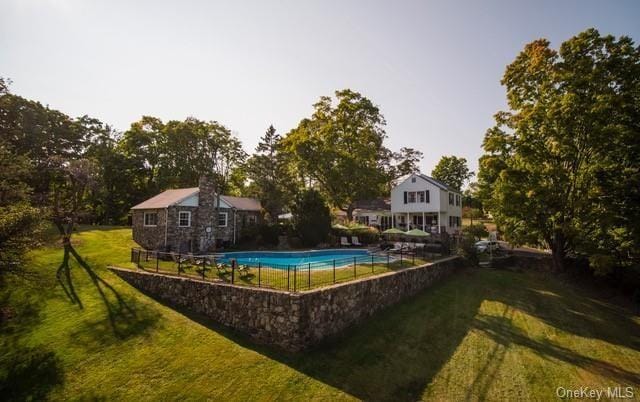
<box><xmin>391</xmin><ymin>174</ymin><xmax>441</xmax><ymax>213</ymax></box>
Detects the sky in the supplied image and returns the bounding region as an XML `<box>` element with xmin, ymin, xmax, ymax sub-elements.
<box><xmin>1</xmin><ymin>0</ymin><xmax>639</xmax><ymax>177</ymax></box>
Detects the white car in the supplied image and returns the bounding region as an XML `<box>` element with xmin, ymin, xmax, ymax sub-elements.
<box><xmin>475</xmin><ymin>240</ymin><xmax>499</xmax><ymax>253</ymax></box>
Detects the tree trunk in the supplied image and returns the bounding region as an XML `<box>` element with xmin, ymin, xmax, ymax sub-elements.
<box><xmin>346</xmin><ymin>205</ymin><xmax>354</xmax><ymax>222</ymax></box>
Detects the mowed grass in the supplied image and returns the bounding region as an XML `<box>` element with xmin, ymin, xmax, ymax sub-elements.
<box><xmin>1</xmin><ymin>226</ymin><xmax>639</xmax><ymax>401</ymax></box>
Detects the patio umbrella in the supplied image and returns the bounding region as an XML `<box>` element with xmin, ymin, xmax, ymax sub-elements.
<box><xmin>404</xmin><ymin>228</ymin><xmax>430</xmax><ymax>237</ymax></box>
<box><xmin>350</xmin><ymin>223</ymin><xmax>370</xmax><ymax>231</ymax></box>
<box><xmin>382</xmin><ymin>228</ymin><xmax>405</xmax><ymax>235</ymax></box>
<box><xmin>332</xmin><ymin>223</ymin><xmax>349</xmax><ymax>230</ymax></box>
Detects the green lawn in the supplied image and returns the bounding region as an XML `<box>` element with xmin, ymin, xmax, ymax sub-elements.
<box><xmin>1</xmin><ymin>227</ymin><xmax>639</xmax><ymax>401</ymax></box>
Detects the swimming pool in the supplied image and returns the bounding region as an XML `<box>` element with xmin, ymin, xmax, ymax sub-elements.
<box><xmin>219</xmin><ymin>249</ymin><xmax>386</xmax><ymax>270</ymax></box>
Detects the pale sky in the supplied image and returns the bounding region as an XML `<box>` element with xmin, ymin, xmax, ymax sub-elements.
<box><xmin>2</xmin><ymin>0</ymin><xmax>639</xmax><ymax>177</ymax></box>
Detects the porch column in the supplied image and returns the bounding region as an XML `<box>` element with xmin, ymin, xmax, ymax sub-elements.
<box><xmin>422</xmin><ymin>212</ymin><xmax>425</xmax><ymax>232</ymax></box>
<box><xmin>437</xmin><ymin>212</ymin><xmax>441</xmax><ymax>233</ymax></box>
<box><xmin>407</xmin><ymin>212</ymin><xmax>410</xmax><ymax>230</ymax></box>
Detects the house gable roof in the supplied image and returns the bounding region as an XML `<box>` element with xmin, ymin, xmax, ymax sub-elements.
<box><xmin>416</xmin><ymin>173</ymin><xmax>460</xmax><ymax>193</ymax></box>
<box><xmin>220</xmin><ymin>195</ymin><xmax>262</xmax><ymax>211</ymax></box>
<box><xmin>131</xmin><ymin>188</ymin><xmax>199</xmax><ymax>210</ymax></box>
<box><xmin>353</xmin><ymin>198</ymin><xmax>391</xmax><ymax>211</ymax></box>
<box><xmin>131</xmin><ymin>189</ymin><xmax>261</xmax><ymax>211</ymax></box>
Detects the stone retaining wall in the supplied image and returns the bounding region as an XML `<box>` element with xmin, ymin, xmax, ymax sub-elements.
<box><xmin>110</xmin><ymin>256</ymin><xmax>464</xmax><ymax>351</ymax></box>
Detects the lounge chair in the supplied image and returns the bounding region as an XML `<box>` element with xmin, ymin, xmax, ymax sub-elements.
<box><xmin>237</xmin><ymin>264</ymin><xmax>251</xmax><ymax>277</ymax></box>
<box><xmin>340</xmin><ymin>237</ymin><xmax>351</xmax><ymax>247</ymax></box>
<box><xmin>351</xmin><ymin>236</ymin><xmax>363</xmax><ymax>246</ymax></box>
<box><xmin>389</xmin><ymin>242</ymin><xmax>405</xmax><ymax>252</ymax></box>
<box><xmin>171</xmin><ymin>252</ymin><xmax>190</xmax><ymax>273</ymax></box>
<box><xmin>187</xmin><ymin>253</ymin><xmax>205</xmax><ymax>267</ymax></box>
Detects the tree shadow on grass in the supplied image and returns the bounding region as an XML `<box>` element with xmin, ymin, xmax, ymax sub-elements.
<box><xmin>57</xmin><ymin>245</ymin><xmax>159</xmax><ymax>342</ymax></box>
<box><xmin>126</xmin><ymin>268</ymin><xmax>640</xmax><ymax>401</ymax></box>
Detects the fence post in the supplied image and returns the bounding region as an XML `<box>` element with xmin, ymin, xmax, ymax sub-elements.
<box><xmin>258</xmin><ymin>262</ymin><xmax>261</xmax><ymax>287</ymax></box>
<box><xmin>231</xmin><ymin>260</ymin><xmax>235</xmax><ymax>284</ymax></box>
<box><xmin>293</xmin><ymin>265</ymin><xmax>297</xmax><ymax>292</ymax></box>
<box><xmin>145</xmin><ymin>250</ymin><xmax>149</xmax><ymax>262</ymax></box>
<box><xmin>287</xmin><ymin>265</ymin><xmax>291</xmax><ymax>292</ymax></box>
<box><xmin>202</xmin><ymin>258</ymin><xmax>205</xmax><ymax>280</ymax></box>
<box><xmin>412</xmin><ymin>251</ymin><xmax>415</xmax><ymax>265</ymax></box>
<box><xmin>333</xmin><ymin>260</ymin><xmax>336</xmax><ymax>283</ymax></box>
<box><xmin>156</xmin><ymin>252</ymin><xmax>159</xmax><ymax>272</ymax></box>
<box><xmin>353</xmin><ymin>256</ymin><xmax>356</xmax><ymax>278</ymax></box>
<box><xmin>308</xmin><ymin>262</ymin><xmax>311</xmax><ymax>289</ymax></box>
<box><xmin>178</xmin><ymin>254</ymin><xmax>181</xmax><ymax>276</ymax></box>
<box><xmin>387</xmin><ymin>252</ymin><xmax>390</xmax><ymax>269</ymax></box>
<box><xmin>400</xmin><ymin>249</ymin><xmax>403</xmax><ymax>267</ymax></box>
<box><xmin>371</xmin><ymin>254</ymin><xmax>374</xmax><ymax>273</ymax></box>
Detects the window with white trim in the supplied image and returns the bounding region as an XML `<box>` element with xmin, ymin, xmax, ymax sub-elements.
<box><xmin>218</xmin><ymin>212</ymin><xmax>228</xmax><ymax>227</ymax></box>
<box><xmin>247</xmin><ymin>215</ymin><xmax>257</xmax><ymax>225</ymax></box>
<box><xmin>417</xmin><ymin>191</ymin><xmax>425</xmax><ymax>203</ymax></box>
<box><xmin>455</xmin><ymin>194</ymin><xmax>460</xmax><ymax>206</ymax></box>
<box><xmin>144</xmin><ymin>212</ymin><xmax>158</xmax><ymax>226</ymax></box>
<box><xmin>449</xmin><ymin>193</ymin><xmax>454</xmax><ymax>205</ymax></box>
<box><xmin>178</xmin><ymin>211</ymin><xmax>191</xmax><ymax>227</ymax></box>
<box><xmin>408</xmin><ymin>191</ymin><xmax>417</xmax><ymax>203</ymax></box>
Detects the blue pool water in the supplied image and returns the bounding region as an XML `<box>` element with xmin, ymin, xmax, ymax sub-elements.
<box><xmin>219</xmin><ymin>249</ymin><xmax>384</xmax><ymax>270</ymax></box>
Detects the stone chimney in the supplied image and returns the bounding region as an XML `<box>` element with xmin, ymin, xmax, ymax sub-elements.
<box><xmin>197</xmin><ymin>175</ymin><xmax>216</xmax><ymax>251</ymax></box>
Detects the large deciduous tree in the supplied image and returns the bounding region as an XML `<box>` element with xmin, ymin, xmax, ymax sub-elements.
<box><xmin>431</xmin><ymin>156</ymin><xmax>473</xmax><ymax>191</ymax></box>
<box><xmin>478</xmin><ymin>29</ymin><xmax>640</xmax><ymax>273</ymax></box>
<box><xmin>283</xmin><ymin>89</ymin><xmax>420</xmax><ymax>220</ymax></box>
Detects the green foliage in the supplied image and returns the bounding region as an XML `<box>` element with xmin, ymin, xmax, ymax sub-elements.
<box><xmin>0</xmin><ymin>203</ymin><xmax>44</xmax><ymax>277</ymax></box>
<box><xmin>462</xmin><ymin>223</ymin><xmax>489</xmax><ymax>241</ymax></box>
<box><xmin>457</xmin><ymin>234</ymin><xmax>480</xmax><ymax>266</ymax></box>
<box><xmin>245</xmin><ymin>125</ymin><xmax>297</xmax><ymax>221</ymax></box>
<box><xmin>478</xmin><ymin>29</ymin><xmax>640</xmax><ymax>272</ymax></box>
<box><xmin>431</xmin><ymin>156</ymin><xmax>473</xmax><ymax>191</ymax></box>
<box><xmin>258</xmin><ymin>223</ymin><xmax>281</xmax><ymax>246</ymax></box>
<box><xmin>291</xmin><ymin>189</ymin><xmax>331</xmax><ymax>247</ymax></box>
<box><xmin>282</xmin><ymin>89</ymin><xmax>421</xmax><ymax>220</ymax></box>
<box><xmin>462</xmin><ymin>182</ymin><xmax>483</xmax><ymax>210</ymax></box>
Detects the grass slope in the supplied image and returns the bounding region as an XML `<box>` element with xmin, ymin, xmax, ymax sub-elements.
<box><xmin>1</xmin><ymin>227</ymin><xmax>639</xmax><ymax>401</ymax></box>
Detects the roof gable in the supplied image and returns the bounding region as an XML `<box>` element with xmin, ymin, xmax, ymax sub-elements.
<box><xmin>220</xmin><ymin>195</ymin><xmax>262</xmax><ymax>211</ymax></box>
<box><xmin>131</xmin><ymin>188</ymin><xmax>199</xmax><ymax>210</ymax></box>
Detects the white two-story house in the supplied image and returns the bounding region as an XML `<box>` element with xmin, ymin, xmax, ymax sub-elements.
<box><xmin>390</xmin><ymin>173</ymin><xmax>462</xmax><ymax>234</ymax></box>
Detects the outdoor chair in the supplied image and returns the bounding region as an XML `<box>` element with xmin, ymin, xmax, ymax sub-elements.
<box><xmin>237</xmin><ymin>264</ymin><xmax>251</xmax><ymax>277</ymax></box>
<box><xmin>214</xmin><ymin>261</ymin><xmax>229</xmax><ymax>274</ymax></box>
<box><xmin>340</xmin><ymin>237</ymin><xmax>351</xmax><ymax>247</ymax></box>
<box><xmin>351</xmin><ymin>236</ymin><xmax>363</xmax><ymax>246</ymax></box>
<box><xmin>187</xmin><ymin>253</ymin><xmax>204</xmax><ymax>267</ymax></box>
<box><xmin>171</xmin><ymin>252</ymin><xmax>190</xmax><ymax>273</ymax></box>
<box><xmin>389</xmin><ymin>242</ymin><xmax>405</xmax><ymax>252</ymax></box>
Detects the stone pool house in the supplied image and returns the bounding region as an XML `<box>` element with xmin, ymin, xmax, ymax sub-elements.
<box><xmin>131</xmin><ymin>176</ymin><xmax>262</xmax><ymax>252</ymax></box>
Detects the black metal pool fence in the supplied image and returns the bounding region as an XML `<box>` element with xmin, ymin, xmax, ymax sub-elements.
<box><xmin>130</xmin><ymin>247</ymin><xmax>440</xmax><ymax>292</ymax></box>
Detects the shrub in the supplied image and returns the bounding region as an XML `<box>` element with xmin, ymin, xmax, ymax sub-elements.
<box><xmin>291</xmin><ymin>189</ymin><xmax>331</xmax><ymax>247</ymax></box>
<box><xmin>462</xmin><ymin>223</ymin><xmax>489</xmax><ymax>241</ymax></box>
<box><xmin>457</xmin><ymin>234</ymin><xmax>479</xmax><ymax>266</ymax></box>
<box><xmin>258</xmin><ymin>223</ymin><xmax>280</xmax><ymax>246</ymax></box>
